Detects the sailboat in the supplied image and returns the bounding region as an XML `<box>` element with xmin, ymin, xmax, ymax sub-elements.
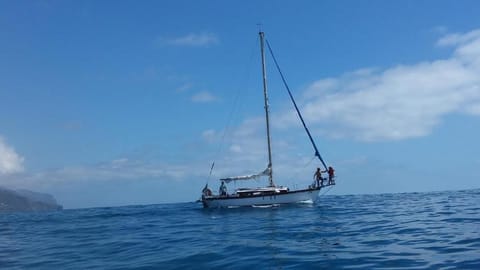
<box><xmin>201</xmin><ymin>32</ymin><xmax>335</xmax><ymax>208</ymax></box>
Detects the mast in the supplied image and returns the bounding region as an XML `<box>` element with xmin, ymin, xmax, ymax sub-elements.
<box><xmin>259</xmin><ymin>31</ymin><xmax>274</xmax><ymax>187</ymax></box>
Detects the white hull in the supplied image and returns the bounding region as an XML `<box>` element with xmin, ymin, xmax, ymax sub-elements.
<box><xmin>202</xmin><ymin>188</ymin><xmax>320</xmax><ymax>208</ymax></box>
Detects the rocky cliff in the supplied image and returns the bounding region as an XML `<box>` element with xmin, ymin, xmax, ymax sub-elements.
<box><xmin>0</xmin><ymin>187</ymin><xmax>62</xmax><ymax>212</ymax></box>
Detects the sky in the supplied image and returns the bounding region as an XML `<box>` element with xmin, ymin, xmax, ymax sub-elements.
<box><xmin>1</xmin><ymin>0</ymin><xmax>480</xmax><ymax>209</ymax></box>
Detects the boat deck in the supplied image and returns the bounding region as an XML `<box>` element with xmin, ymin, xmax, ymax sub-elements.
<box><xmin>204</xmin><ymin>183</ymin><xmax>335</xmax><ymax>200</ymax></box>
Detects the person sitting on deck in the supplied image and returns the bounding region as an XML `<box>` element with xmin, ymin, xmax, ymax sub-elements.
<box><xmin>313</xmin><ymin>168</ymin><xmax>324</xmax><ymax>188</ymax></box>
<box><xmin>219</xmin><ymin>181</ymin><xmax>227</xmax><ymax>196</ymax></box>
<box><xmin>327</xmin><ymin>166</ymin><xmax>335</xmax><ymax>185</ymax></box>
<box><xmin>202</xmin><ymin>185</ymin><xmax>212</xmax><ymax>197</ymax></box>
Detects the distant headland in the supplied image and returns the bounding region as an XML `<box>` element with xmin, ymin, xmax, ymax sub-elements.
<box><xmin>0</xmin><ymin>187</ymin><xmax>62</xmax><ymax>212</ymax></box>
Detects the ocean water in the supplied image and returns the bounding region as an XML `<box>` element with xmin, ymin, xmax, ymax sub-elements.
<box><xmin>1</xmin><ymin>189</ymin><xmax>479</xmax><ymax>269</ymax></box>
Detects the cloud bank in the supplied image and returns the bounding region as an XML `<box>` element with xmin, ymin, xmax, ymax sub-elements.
<box><xmin>0</xmin><ymin>137</ymin><xmax>24</xmax><ymax>174</ymax></box>
<box><xmin>283</xmin><ymin>29</ymin><xmax>480</xmax><ymax>141</ymax></box>
<box><xmin>0</xmin><ymin>158</ymin><xmax>202</xmax><ymax>190</ymax></box>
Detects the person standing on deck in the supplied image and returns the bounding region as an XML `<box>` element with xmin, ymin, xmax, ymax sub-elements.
<box><xmin>327</xmin><ymin>166</ymin><xmax>335</xmax><ymax>185</ymax></box>
<box><xmin>313</xmin><ymin>168</ymin><xmax>323</xmax><ymax>187</ymax></box>
<box><xmin>219</xmin><ymin>181</ymin><xmax>227</xmax><ymax>196</ymax></box>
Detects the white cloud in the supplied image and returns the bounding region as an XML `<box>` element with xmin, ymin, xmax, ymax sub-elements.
<box><xmin>279</xmin><ymin>29</ymin><xmax>480</xmax><ymax>141</ymax></box>
<box><xmin>159</xmin><ymin>32</ymin><xmax>219</xmax><ymax>47</ymax></box>
<box><xmin>0</xmin><ymin>158</ymin><xmax>202</xmax><ymax>190</ymax></box>
<box><xmin>191</xmin><ymin>91</ymin><xmax>219</xmax><ymax>103</ymax></box>
<box><xmin>0</xmin><ymin>137</ymin><xmax>24</xmax><ymax>174</ymax></box>
<box><xmin>437</xmin><ymin>29</ymin><xmax>480</xmax><ymax>47</ymax></box>
<box><xmin>200</xmin><ymin>116</ymin><xmax>285</xmax><ymax>178</ymax></box>
<box><xmin>65</xmin><ymin>159</ymin><xmax>193</xmax><ymax>181</ymax></box>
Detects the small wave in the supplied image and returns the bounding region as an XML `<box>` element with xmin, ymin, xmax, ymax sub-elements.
<box><xmin>2</xmin><ymin>188</ymin><xmax>479</xmax><ymax>269</ymax></box>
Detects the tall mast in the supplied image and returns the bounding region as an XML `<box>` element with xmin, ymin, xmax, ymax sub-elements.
<box><xmin>259</xmin><ymin>31</ymin><xmax>274</xmax><ymax>187</ymax></box>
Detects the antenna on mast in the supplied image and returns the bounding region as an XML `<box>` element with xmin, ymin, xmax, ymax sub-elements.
<box><xmin>256</xmin><ymin>23</ymin><xmax>263</xmax><ymax>32</ymax></box>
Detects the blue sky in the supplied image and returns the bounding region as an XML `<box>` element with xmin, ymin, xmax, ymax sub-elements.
<box><xmin>1</xmin><ymin>1</ymin><xmax>480</xmax><ymax>208</ymax></box>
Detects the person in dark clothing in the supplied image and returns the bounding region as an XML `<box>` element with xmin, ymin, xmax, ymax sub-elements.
<box><xmin>219</xmin><ymin>181</ymin><xmax>227</xmax><ymax>196</ymax></box>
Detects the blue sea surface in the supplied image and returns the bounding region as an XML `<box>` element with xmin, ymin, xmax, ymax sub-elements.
<box><xmin>1</xmin><ymin>189</ymin><xmax>479</xmax><ymax>269</ymax></box>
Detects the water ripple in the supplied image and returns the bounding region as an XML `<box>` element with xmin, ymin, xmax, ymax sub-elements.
<box><xmin>1</xmin><ymin>189</ymin><xmax>479</xmax><ymax>269</ymax></box>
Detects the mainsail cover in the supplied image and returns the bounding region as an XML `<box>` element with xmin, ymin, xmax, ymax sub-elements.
<box><xmin>220</xmin><ymin>167</ymin><xmax>271</xmax><ymax>183</ymax></box>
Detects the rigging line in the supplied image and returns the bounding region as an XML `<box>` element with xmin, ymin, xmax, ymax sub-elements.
<box><xmin>265</xmin><ymin>39</ymin><xmax>328</xmax><ymax>171</ymax></box>
<box><xmin>207</xmin><ymin>36</ymin><xmax>258</xmax><ymax>180</ymax></box>
<box><xmin>304</xmin><ymin>155</ymin><xmax>316</xmax><ymax>168</ymax></box>
<box><xmin>320</xmin><ymin>177</ymin><xmax>337</xmax><ymax>196</ymax></box>
<box><xmin>290</xmin><ymin>155</ymin><xmax>316</xmax><ymax>184</ymax></box>
<box><xmin>205</xmin><ymin>161</ymin><xmax>215</xmax><ymax>184</ymax></box>
<box><xmin>320</xmin><ymin>185</ymin><xmax>334</xmax><ymax>196</ymax></box>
